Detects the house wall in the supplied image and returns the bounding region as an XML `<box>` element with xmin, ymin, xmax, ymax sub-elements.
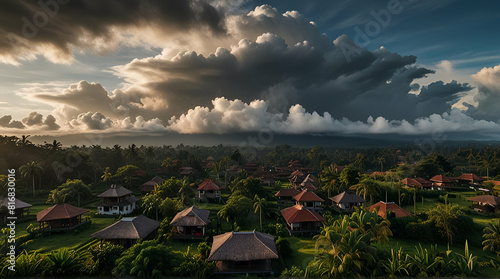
<box><xmin>97</xmin><ymin>202</ymin><xmax>136</xmax><ymax>215</ymax></box>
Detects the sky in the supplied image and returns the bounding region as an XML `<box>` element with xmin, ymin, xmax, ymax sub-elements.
<box><xmin>1</xmin><ymin>0</ymin><xmax>500</xmax><ymax>145</ymax></box>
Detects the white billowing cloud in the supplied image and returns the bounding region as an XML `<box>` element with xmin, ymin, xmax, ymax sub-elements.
<box><xmin>69</xmin><ymin>112</ymin><xmax>113</xmax><ymax>131</ymax></box>
<box><xmin>468</xmin><ymin>64</ymin><xmax>500</xmax><ymax>121</ymax></box>
<box><xmin>115</xmin><ymin>116</ymin><xmax>166</xmax><ymax>132</ymax></box>
<box><xmin>167</xmin><ymin>97</ymin><xmax>500</xmax><ymax>136</ymax></box>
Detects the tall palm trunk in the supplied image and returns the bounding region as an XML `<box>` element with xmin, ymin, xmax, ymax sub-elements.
<box><xmin>33</xmin><ymin>176</ymin><xmax>36</xmax><ymax>197</ymax></box>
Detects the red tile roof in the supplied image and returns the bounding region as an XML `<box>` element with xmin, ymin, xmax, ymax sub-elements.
<box><xmin>293</xmin><ymin>190</ymin><xmax>324</xmax><ymax>202</ymax></box>
<box><xmin>401</xmin><ymin>178</ymin><xmax>432</xmax><ymax>187</ymax></box>
<box><xmin>281</xmin><ymin>205</ymin><xmax>326</xmax><ymax>223</ymax></box>
<box><xmin>429</xmin><ymin>174</ymin><xmax>453</xmax><ymax>183</ymax></box>
<box><xmin>37</xmin><ymin>203</ymin><xmax>89</xmax><ymax>222</ymax></box>
<box><xmin>275</xmin><ymin>188</ymin><xmax>301</xmax><ymax>197</ymax></box>
<box><xmin>198</xmin><ymin>179</ymin><xmax>221</xmax><ymax>191</ymax></box>
<box><xmin>457</xmin><ymin>173</ymin><xmax>484</xmax><ymax>181</ymax></box>
<box><xmin>368</xmin><ymin>201</ymin><xmax>411</xmax><ymax>219</ymax></box>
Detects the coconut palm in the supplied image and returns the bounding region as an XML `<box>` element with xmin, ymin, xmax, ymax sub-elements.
<box><xmin>19</xmin><ymin>161</ymin><xmax>44</xmax><ymax>197</ymax></box>
<box><xmin>351</xmin><ymin>179</ymin><xmax>379</xmax><ymax>205</ymax></box>
<box><xmin>178</xmin><ymin>178</ymin><xmax>194</xmax><ymax>205</ymax></box>
<box><xmin>61</xmin><ymin>179</ymin><xmax>92</xmax><ymax>207</ymax></box>
<box><xmin>253</xmin><ymin>195</ymin><xmax>267</xmax><ymax>231</ymax></box>
<box><xmin>101</xmin><ymin>167</ymin><xmax>113</xmax><ymax>182</ymax></box>
<box><xmin>483</xmin><ymin>219</ymin><xmax>500</xmax><ymax>253</ymax></box>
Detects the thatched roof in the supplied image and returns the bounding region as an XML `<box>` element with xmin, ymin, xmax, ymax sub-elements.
<box><xmin>98</xmin><ymin>185</ymin><xmax>132</xmax><ymax>198</ymax></box>
<box><xmin>170</xmin><ymin>206</ymin><xmax>210</xmax><ymax>227</ymax></box>
<box><xmin>140</xmin><ymin>176</ymin><xmax>165</xmax><ymax>191</ymax></box>
<box><xmin>37</xmin><ymin>204</ymin><xmax>89</xmax><ymax>222</ymax></box>
<box><xmin>0</xmin><ymin>197</ymin><xmax>32</xmax><ymax>209</ymax></box>
<box><xmin>330</xmin><ymin>191</ymin><xmax>365</xmax><ymax>204</ymax></box>
<box><xmin>293</xmin><ymin>190</ymin><xmax>324</xmax><ymax>202</ymax></box>
<box><xmin>281</xmin><ymin>205</ymin><xmax>326</xmax><ymax>223</ymax></box>
<box><xmin>91</xmin><ymin>215</ymin><xmax>160</xmax><ymax>240</ymax></box>
<box><xmin>468</xmin><ymin>195</ymin><xmax>500</xmax><ymax>206</ymax></box>
<box><xmin>208</xmin><ymin>231</ymin><xmax>278</xmax><ymax>261</ymax></box>
<box><xmin>368</xmin><ymin>201</ymin><xmax>411</xmax><ymax>218</ymax></box>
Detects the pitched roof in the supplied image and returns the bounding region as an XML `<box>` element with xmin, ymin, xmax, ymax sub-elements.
<box><xmin>458</xmin><ymin>173</ymin><xmax>485</xmax><ymax>181</ymax></box>
<box><xmin>170</xmin><ymin>206</ymin><xmax>211</xmax><ymax>227</ymax></box>
<box><xmin>430</xmin><ymin>174</ymin><xmax>453</xmax><ymax>183</ymax></box>
<box><xmin>141</xmin><ymin>176</ymin><xmax>165</xmax><ymax>187</ymax></box>
<box><xmin>293</xmin><ymin>190</ymin><xmax>324</xmax><ymax>202</ymax></box>
<box><xmin>198</xmin><ymin>179</ymin><xmax>221</xmax><ymax>191</ymax></box>
<box><xmin>330</xmin><ymin>191</ymin><xmax>365</xmax><ymax>204</ymax></box>
<box><xmin>401</xmin><ymin>178</ymin><xmax>432</xmax><ymax>187</ymax></box>
<box><xmin>37</xmin><ymin>204</ymin><xmax>89</xmax><ymax>222</ymax></box>
<box><xmin>368</xmin><ymin>201</ymin><xmax>412</xmax><ymax>219</ymax></box>
<box><xmin>281</xmin><ymin>204</ymin><xmax>326</xmax><ymax>223</ymax></box>
<box><xmin>97</xmin><ymin>185</ymin><xmax>133</xmax><ymax>198</ymax></box>
<box><xmin>0</xmin><ymin>197</ymin><xmax>32</xmax><ymax>209</ymax></box>
<box><xmin>468</xmin><ymin>195</ymin><xmax>500</xmax><ymax>206</ymax></box>
<box><xmin>208</xmin><ymin>231</ymin><xmax>278</xmax><ymax>261</ymax></box>
<box><xmin>275</xmin><ymin>188</ymin><xmax>301</xmax><ymax>197</ymax></box>
<box><xmin>91</xmin><ymin>215</ymin><xmax>160</xmax><ymax>240</ymax></box>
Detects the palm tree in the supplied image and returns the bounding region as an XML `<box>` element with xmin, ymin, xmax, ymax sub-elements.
<box><xmin>125</xmin><ymin>144</ymin><xmax>140</xmax><ymax>163</ymax></box>
<box><xmin>376</xmin><ymin>156</ymin><xmax>386</xmax><ymax>172</ymax></box>
<box><xmin>61</xmin><ymin>179</ymin><xmax>92</xmax><ymax>207</ymax></box>
<box><xmin>20</xmin><ymin>161</ymin><xmax>44</xmax><ymax>197</ymax></box>
<box><xmin>101</xmin><ymin>167</ymin><xmax>113</xmax><ymax>182</ymax></box>
<box><xmin>253</xmin><ymin>195</ymin><xmax>267</xmax><ymax>231</ymax></box>
<box><xmin>479</xmin><ymin>147</ymin><xmax>497</xmax><ymax>180</ymax></box>
<box><xmin>483</xmin><ymin>219</ymin><xmax>500</xmax><ymax>253</ymax></box>
<box><xmin>354</xmin><ymin>153</ymin><xmax>367</xmax><ymax>172</ymax></box>
<box><xmin>178</xmin><ymin>178</ymin><xmax>194</xmax><ymax>205</ymax></box>
<box><xmin>351</xmin><ymin>179</ymin><xmax>379</xmax><ymax>205</ymax></box>
<box><xmin>51</xmin><ymin>140</ymin><xmax>62</xmax><ymax>151</ymax></box>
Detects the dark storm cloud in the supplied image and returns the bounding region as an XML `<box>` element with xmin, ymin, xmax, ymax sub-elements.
<box><xmin>0</xmin><ymin>0</ymin><xmax>226</xmax><ymax>63</ymax></box>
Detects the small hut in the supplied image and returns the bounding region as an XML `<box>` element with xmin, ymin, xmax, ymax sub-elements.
<box><xmin>91</xmin><ymin>215</ymin><xmax>160</xmax><ymax>248</ymax></box>
<box><xmin>37</xmin><ymin>203</ymin><xmax>89</xmax><ymax>231</ymax></box>
<box><xmin>198</xmin><ymin>179</ymin><xmax>221</xmax><ymax>200</ymax></box>
<box><xmin>468</xmin><ymin>195</ymin><xmax>500</xmax><ymax>213</ymax></box>
<box><xmin>170</xmin><ymin>206</ymin><xmax>210</xmax><ymax>237</ymax></box>
<box><xmin>140</xmin><ymin>176</ymin><xmax>165</xmax><ymax>192</ymax></box>
<box><xmin>368</xmin><ymin>201</ymin><xmax>412</xmax><ymax>218</ymax></box>
<box><xmin>97</xmin><ymin>184</ymin><xmax>138</xmax><ymax>215</ymax></box>
<box><xmin>330</xmin><ymin>191</ymin><xmax>365</xmax><ymax>212</ymax></box>
<box><xmin>274</xmin><ymin>188</ymin><xmax>301</xmax><ymax>202</ymax></box>
<box><xmin>0</xmin><ymin>197</ymin><xmax>32</xmax><ymax>223</ymax></box>
<box><xmin>281</xmin><ymin>204</ymin><xmax>326</xmax><ymax>233</ymax></box>
<box><xmin>208</xmin><ymin>230</ymin><xmax>278</xmax><ymax>274</ymax></box>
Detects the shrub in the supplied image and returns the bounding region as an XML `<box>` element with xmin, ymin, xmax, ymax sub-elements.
<box><xmin>280</xmin><ymin>266</ymin><xmax>305</xmax><ymax>277</ymax></box>
<box><xmin>86</xmin><ymin>243</ymin><xmax>124</xmax><ymax>276</ymax></box>
<box><xmin>45</xmin><ymin>248</ymin><xmax>84</xmax><ymax>277</ymax></box>
<box><xmin>276</xmin><ymin>237</ymin><xmax>293</xmax><ymax>257</ymax></box>
<box><xmin>197</xmin><ymin>242</ymin><xmax>211</xmax><ymax>260</ymax></box>
<box><xmin>405</xmin><ymin>220</ymin><xmax>435</xmax><ymax>243</ymax></box>
<box><xmin>264</xmin><ymin>223</ymin><xmax>288</xmax><ymax>238</ymax></box>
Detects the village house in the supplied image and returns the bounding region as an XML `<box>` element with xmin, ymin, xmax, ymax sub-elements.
<box><xmin>293</xmin><ymin>190</ymin><xmax>324</xmax><ymax>211</ymax></box>
<box><xmin>91</xmin><ymin>215</ymin><xmax>160</xmax><ymax>248</ymax></box>
<box><xmin>170</xmin><ymin>206</ymin><xmax>210</xmax><ymax>238</ymax></box>
<box><xmin>37</xmin><ymin>203</ymin><xmax>89</xmax><ymax>231</ymax></box>
<box><xmin>139</xmin><ymin>176</ymin><xmax>165</xmax><ymax>192</ymax></box>
<box><xmin>368</xmin><ymin>201</ymin><xmax>412</xmax><ymax>218</ymax></box>
<box><xmin>457</xmin><ymin>173</ymin><xmax>485</xmax><ymax>187</ymax></box>
<box><xmin>430</xmin><ymin>175</ymin><xmax>455</xmax><ymax>189</ymax></box>
<box><xmin>208</xmin><ymin>230</ymin><xmax>278</xmax><ymax>274</ymax></box>
<box><xmin>330</xmin><ymin>191</ymin><xmax>365</xmax><ymax>212</ymax></box>
<box><xmin>468</xmin><ymin>195</ymin><xmax>500</xmax><ymax>213</ymax></box>
<box><xmin>281</xmin><ymin>204</ymin><xmax>326</xmax><ymax>233</ymax></box>
<box><xmin>97</xmin><ymin>184</ymin><xmax>138</xmax><ymax>215</ymax></box>
<box><xmin>275</xmin><ymin>188</ymin><xmax>301</xmax><ymax>203</ymax></box>
<box><xmin>198</xmin><ymin>179</ymin><xmax>221</xmax><ymax>201</ymax></box>
<box><xmin>401</xmin><ymin>177</ymin><xmax>433</xmax><ymax>189</ymax></box>
<box><xmin>300</xmin><ymin>174</ymin><xmax>319</xmax><ymax>191</ymax></box>
<box><xmin>179</xmin><ymin>166</ymin><xmax>198</xmax><ymax>176</ymax></box>
<box><xmin>0</xmin><ymin>197</ymin><xmax>32</xmax><ymax>223</ymax></box>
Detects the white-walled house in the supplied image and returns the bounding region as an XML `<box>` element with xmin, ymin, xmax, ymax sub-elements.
<box><xmin>97</xmin><ymin>185</ymin><xmax>138</xmax><ymax>215</ymax></box>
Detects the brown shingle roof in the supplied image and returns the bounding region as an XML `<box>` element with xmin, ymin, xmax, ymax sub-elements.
<box><xmin>198</xmin><ymin>179</ymin><xmax>221</xmax><ymax>191</ymax></box>
<box><xmin>208</xmin><ymin>231</ymin><xmax>278</xmax><ymax>261</ymax></box>
<box><xmin>91</xmin><ymin>215</ymin><xmax>160</xmax><ymax>240</ymax></box>
<box><xmin>37</xmin><ymin>204</ymin><xmax>89</xmax><ymax>222</ymax></box>
<box><xmin>401</xmin><ymin>178</ymin><xmax>432</xmax><ymax>187</ymax></box>
<box><xmin>330</xmin><ymin>191</ymin><xmax>365</xmax><ymax>204</ymax></box>
<box><xmin>293</xmin><ymin>190</ymin><xmax>324</xmax><ymax>202</ymax></box>
<box><xmin>170</xmin><ymin>206</ymin><xmax>210</xmax><ymax>227</ymax></box>
<box><xmin>468</xmin><ymin>195</ymin><xmax>500</xmax><ymax>206</ymax></box>
<box><xmin>368</xmin><ymin>201</ymin><xmax>411</xmax><ymax>219</ymax></box>
<box><xmin>97</xmin><ymin>185</ymin><xmax>133</xmax><ymax>198</ymax></box>
<box><xmin>281</xmin><ymin>205</ymin><xmax>326</xmax><ymax>223</ymax></box>
<box><xmin>0</xmin><ymin>197</ymin><xmax>32</xmax><ymax>209</ymax></box>
<box><xmin>275</xmin><ymin>188</ymin><xmax>301</xmax><ymax>198</ymax></box>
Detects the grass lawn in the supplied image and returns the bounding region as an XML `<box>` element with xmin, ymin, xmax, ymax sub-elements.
<box><xmin>285</xmin><ymin>236</ymin><xmax>316</xmax><ymax>270</ymax></box>
<box><xmin>21</xmin><ymin>215</ymin><xmax>118</xmax><ymax>253</ymax></box>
